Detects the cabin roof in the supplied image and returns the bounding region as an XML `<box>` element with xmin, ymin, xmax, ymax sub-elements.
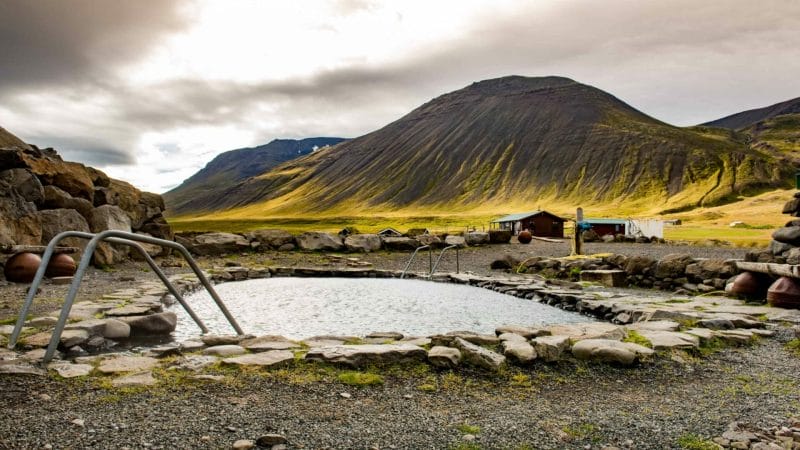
<box><xmin>492</xmin><ymin>210</ymin><xmax>567</xmax><ymax>223</ymax></box>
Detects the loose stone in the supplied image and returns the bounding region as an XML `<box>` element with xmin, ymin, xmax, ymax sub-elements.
<box><xmin>501</xmin><ymin>340</ymin><xmax>537</xmax><ymax>365</ymax></box>
<box><xmin>427</xmin><ymin>346</ymin><xmax>461</xmax><ymax>369</ymax></box>
<box><xmin>532</xmin><ymin>335</ymin><xmax>570</xmax><ymax>362</ymax></box>
<box><xmin>256</xmin><ymin>434</ymin><xmax>288</xmax><ymax>447</ymax></box>
<box><xmin>232</xmin><ymin>439</ymin><xmax>255</xmax><ymax>449</ymax></box>
<box><xmin>571</xmin><ymin>339</ymin><xmax>654</xmax><ymax>366</ymax></box>
<box><xmin>451</xmin><ymin>337</ymin><xmax>506</xmax><ymax>370</ymax></box>
<box><xmin>495</xmin><ymin>325</ymin><xmax>551</xmax><ymax>338</ymax></box>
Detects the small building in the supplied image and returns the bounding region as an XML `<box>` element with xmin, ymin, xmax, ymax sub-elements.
<box><xmin>491</xmin><ymin>210</ymin><xmax>566</xmax><ymax>238</ymax></box>
<box><xmin>583</xmin><ymin>218</ymin><xmax>628</xmax><ymax>237</ymax></box>
<box><xmin>584</xmin><ymin>218</ymin><xmax>664</xmax><ymax>239</ymax></box>
<box><xmin>377</xmin><ymin>227</ymin><xmax>403</xmax><ymax>237</ymax></box>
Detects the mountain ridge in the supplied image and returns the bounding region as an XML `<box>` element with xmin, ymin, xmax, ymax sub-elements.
<box><xmin>174</xmin><ymin>75</ymin><xmax>790</xmax><ymax>219</ymax></box>
<box><xmin>164</xmin><ymin>137</ymin><xmax>346</xmax><ymax>215</ymax></box>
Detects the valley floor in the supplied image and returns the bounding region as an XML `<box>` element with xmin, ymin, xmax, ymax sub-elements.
<box><xmin>2</xmin><ymin>241</ymin><xmax>798</xmax><ymax>449</ymax></box>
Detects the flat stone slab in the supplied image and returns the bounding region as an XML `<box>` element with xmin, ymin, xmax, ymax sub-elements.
<box><xmin>169</xmin><ymin>355</ymin><xmax>218</xmax><ymax>371</ymax></box>
<box><xmin>201</xmin><ymin>334</ymin><xmax>247</xmax><ymax>346</ymax></box>
<box><xmin>49</xmin><ymin>362</ymin><xmax>93</xmax><ymax>378</ymax></box>
<box><xmin>580</xmin><ymin>270</ymin><xmax>626</xmax><ymax>287</ymax></box>
<box><xmin>636</xmin><ymin>330</ymin><xmax>699</xmax><ymax>350</ymax></box>
<box><xmin>203</xmin><ymin>345</ymin><xmax>246</xmax><ymax>357</ymax></box>
<box><xmin>304</xmin><ymin>344</ymin><xmax>427</xmax><ymax>367</ymax></box>
<box><xmin>98</xmin><ymin>356</ymin><xmax>159</xmax><ymax>374</ymax></box>
<box><xmin>626</xmin><ymin>320</ymin><xmax>681</xmax><ymax>332</ymax></box>
<box><xmin>571</xmin><ymin>339</ymin><xmax>654</xmax><ymax>366</ymax></box>
<box><xmin>104</xmin><ymin>305</ymin><xmax>153</xmax><ymax>317</ymax></box>
<box><xmin>0</xmin><ymin>360</ymin><xmax>46</xmax><ymax>375</ymax></box>
<box><xmin>684</xmin><ymin>328</ymin><xmax>715</xmax><ymax>343</ymax></box>
<box><xmin>112</xmin><ymin>371</ymin><xmax>157</xmax><ymax>387</ymax></box>
<box><xmin>240</xmin><ymin>336</ymin><xmax>301</xmax><ymax>352</ymax></box>
<box><xmin>222</xmin><ymin>350</ymin><xmax>295</xmax><ymax>368</ymax></box>
<box><xmin>495</xmin><ymin>325</ymin><xmax>550</xmax><ymax>338</ymax></box>
<box><xmin>547</xmin><ymin>323</ymin><xmax>625</xmax><ymax>341</ymax></box>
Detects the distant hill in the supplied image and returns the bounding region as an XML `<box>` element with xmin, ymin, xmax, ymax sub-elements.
<box><xmin>179</xmin><ymin>75</ymin><xmax>789</xmax><ymax>218</ymax></box>
<box><xmin>700</xmin><ymin>97</ymin><xmax>800</xmax><ymax>164</ymax></box>
<box><xmin>164</xmin><ymin>137</ymin><xmax>346</xmax><ymax>215</ymax></box>
<box><xmin>703</xmin><ymin>97</ymin><xmax>800</xmax><ymax>130</ymax></box>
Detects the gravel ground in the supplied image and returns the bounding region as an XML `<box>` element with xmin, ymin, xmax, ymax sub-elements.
<box><xmin>1</xmin><ymin>333</ymin><xmax>799</xmax><ymax>449</ymax></box>
<box><xmin>3</xmin><ymin>241</ymin><xmax>793</xmax><ymax>450</ymax></box>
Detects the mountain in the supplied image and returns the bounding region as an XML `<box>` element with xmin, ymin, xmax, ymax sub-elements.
<box><xmin>175</xmin><ymin>76</ymin><xmax>791</xmax><ymax>218</ymax></box>
<box><xmin>700</xmin><ymin>97</ymin><xmax>800</xmax><ymax>165</ymax></box>
<box><xmin>702</xmin><ymin>97</ymin><xmax>800</xmax><ymax>130</ymax></box>
<box><xmin>164</xmin><ymin>137</ymin><xmax>346</xmax><ymax>215</ymax></box>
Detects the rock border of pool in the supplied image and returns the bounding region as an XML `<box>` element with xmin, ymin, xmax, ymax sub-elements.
<box><xmin>2</xmin><ymin>263</ymin><xmax>799</xmax><ymax>381</ymax></box>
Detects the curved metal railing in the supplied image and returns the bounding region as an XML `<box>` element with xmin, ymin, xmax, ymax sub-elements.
<box><xmin>9</xmin><ymin>230</ymin><xmax>244</xmax><ymax>363</ymax></box>
<box><xmin>400</xmin><ymin>245</ymin><xmax>432</xmax><ymax>279</ymax></box>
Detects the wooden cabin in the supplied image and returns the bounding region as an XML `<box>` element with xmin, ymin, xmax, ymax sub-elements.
<box><xmin>491</xmin><ymin>210</ymin><xmax>566</xmax><ymax>238</ymax></box>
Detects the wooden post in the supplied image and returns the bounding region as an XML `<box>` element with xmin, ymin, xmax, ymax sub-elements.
<box><xmin>574</xmin><ymin>207</ymin><xmax>583</xmax><ymax>255</ymax></box>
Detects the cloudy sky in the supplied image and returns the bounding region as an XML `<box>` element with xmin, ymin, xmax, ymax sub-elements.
<box><xmin>1</xmin><ymin>0</ymin><xmax>799</xmax><ymax>193</ymax></box>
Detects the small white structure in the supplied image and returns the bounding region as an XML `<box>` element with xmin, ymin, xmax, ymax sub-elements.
<box><xmin>627</xmin><ymin>219</ymin><xmax>664</xmax><ymax>239</ymax></box>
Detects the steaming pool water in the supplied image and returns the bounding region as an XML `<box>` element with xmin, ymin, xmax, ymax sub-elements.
<box><xmin>169</xmin><ymin>277</ymin><xmax>594</xmax><ymax>340</ymax></box>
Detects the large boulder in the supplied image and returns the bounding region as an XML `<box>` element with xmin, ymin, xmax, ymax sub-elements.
<box><xmin>245</xmin><ymin>229</ymin><xmax>295</xmax><ymax>250</ymax></box>
<box><xmin>489</xmin><ymin>229</ymin><xmax>512</xmax><ymax>244</ymax></box>
<box><xmin>684</xmin><ymin>259</ymin><xmax>736</xmax><ymax>282</ymax></box>
<box><xmin>444</xmin><ymin>235</ymin><xmax>467</xmax><ymax>248</ymax></box>
<box><xmin>773</xmin><ymin>226</ymin><xmax>800</xmax><ymax>246</ymax></box>
<box><xmin>0</xmin><ymin>168</ymin><xmax>43</xmax><ymax>205</ymax></box>
<box><xmin>653</xmin><ymin>253</ymin><xmax>694</xmax><ymax>279</ymax></box>
<box><xmin>139</xmin><ymin>215</ymin><xmax>173</xmax><ymax>241</ymax></box>
<box><xmin>624</xmin><ymin>255</ymin><xmax>655</xmax><ymax>275</ymax></box>
<box><xmin>344</xmin><ymin>234</ymin><xmax>382</xmax><ymax>252</ymax></box>
<box><xmin>38</xmin><ymin>208</ymin><xmax>90</xmax><ymax>251</ymax></box>
<box><xmin>190</xmin><ymin>232</ymin><xmax>250</xmax><ymax>256</ymax></box>
<box><xmin>296</xmin><ymin>232</ymin><xmax>344</xmax><ymax>251</ymax></box>
<box><xmin>24</xmin><ymin>157</ymin><xmax>95</xmax><ymax>203</ymax></box>
<box><xmin>41</xmin><ymin>185</ymin><xmax>93</xmax><ymax>218</ymax></box>
<box><xmin>88</xmin><ymin>205</ymin><xmax>133</xmax><ymax>266</ymax></box>
<box><xmin>120</xmin><ymin>312</ymin><xmax>177</xmax><ymax>336</ymax></box>
<box><xmin>417</xmin><ymin>234</ymin><xmax>443</xmax><ymax>248</ymax></box>
<box><xmin>0</xmin><ymin>190</ymin><xmax>42</xmax><ymax>246</ymax></box>
<box><xmin>105</xmin><ymin>179</ymin><xmax>143</xmax><ymax>228</ymax></box>
<box><xmin>135</xmin><ymin>192</ymin><xmax>165</xmax><ymax>228</ymax></box>
<box><xmin>465</xmin><ymin>232</ymin><xmax>490</xmax><ymax>246</ymax></box>
<box><xmin>381</xmin><ymin>236</ymin><xmax>420</xmax><ymax>251</ymax></box>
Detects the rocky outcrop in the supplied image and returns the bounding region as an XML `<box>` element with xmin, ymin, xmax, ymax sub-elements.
<box><xmin>0</xmin><ymin>134</ymin><xmax>172</xmax><ymax>270</ymax></box>
<box><xmin>344</xmin><ymin>234</ymin><xmax>382</xmax><ymax>252</ymax></box>
<box><xmin>296</xmin><ymin>232</ymin><xmax>344</xmax><ymax>251</ymax></box>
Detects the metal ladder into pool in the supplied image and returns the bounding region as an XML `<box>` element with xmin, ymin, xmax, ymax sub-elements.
<box><xmin>400</xmin><ymin>244</ymin><xmax>460</xmax><ymax>279</ymax></box>
<box><xmin>7</xmin><ymin>230</ymin><xmax>244</xmax><ymax>363</ymax></box>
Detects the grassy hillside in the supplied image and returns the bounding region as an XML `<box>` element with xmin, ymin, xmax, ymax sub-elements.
<box><xmin>170</xmin><ymin>76</ymin><xmax>790</xmax><ymax>225</ymax></box>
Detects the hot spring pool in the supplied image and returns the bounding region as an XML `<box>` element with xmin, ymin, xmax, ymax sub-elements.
<box><xmin>169</xmin><ymin>277</ymin><xmax>594</xmax><ymax>340</ymax></box>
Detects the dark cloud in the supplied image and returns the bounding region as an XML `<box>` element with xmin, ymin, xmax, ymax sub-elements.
<box><xmin>2</xmin><ymin>0</ymin><xmax>800</xmax><ymax>191</ymax></box>
<box><xmin>26</xmin><ymin>134</ymin><xmax>134</xmax><ymax>166</ymax></box>
<box><xmin>0</xmin><ymin>0</ymin><xmax>192</xmax><ymax>93</ymax></box>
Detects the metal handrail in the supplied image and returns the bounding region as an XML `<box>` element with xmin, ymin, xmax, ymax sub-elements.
<box><xmin>430</xmin><ymin>244</ymin><xmax>460</xmax><ymax>277</ymax></box>
<box><xmin>400</xmin><ymin>245</ymin><xmax>432</xmax><ymax>279</ymax></box>
<box><xmin>9</xmin><ymin>230</ymin><xmax>244</xmax><ymax>363</ymax></box>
